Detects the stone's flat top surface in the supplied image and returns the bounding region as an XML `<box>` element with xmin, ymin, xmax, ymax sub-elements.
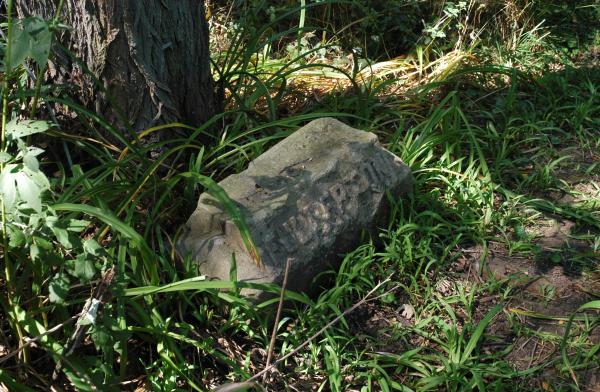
<box><xmin>249</xmin><ymin>118</ymin><xmax>377</xmax><ymax>174</ymax></box>
<box><xmin>219</xmin><ymin>118</ymin><xmax>379</xmax><ymax>202</ymax></box>
<box><xmin>179</xmin><ymin>118</ymin><xmax>413</xmax><ymax>297</ymax></box>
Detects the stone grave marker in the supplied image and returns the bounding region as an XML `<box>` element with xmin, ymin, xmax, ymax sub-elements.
<box><xmin>178</xmin><ymin>118</ymin><xmax>412</xmax><ymax>299</ymax></box>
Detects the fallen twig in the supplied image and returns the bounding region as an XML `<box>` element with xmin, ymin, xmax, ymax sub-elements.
<box><xmin>0</xmin><ymin>314</ymin><xmax>80</xmax><ymax>365</ymax></box>
<box><xmin>52</xmin><ymin>266</ymin><xmax>115</xmax><ymax>380</ymax></box>
<box><xmin>246</xmin><ymin>274</ymin><xmax>394</xmax><ymax>383</ymax></box>
<box><xmin>263</xmin><ymin>258</ymin><xmax>291</xmax><ymax>382</ymax></box>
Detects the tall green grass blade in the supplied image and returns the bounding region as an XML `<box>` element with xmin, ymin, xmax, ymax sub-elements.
<box><xmin>462</xmin><ymin>303</ymin><xmax>503</xmax><ymax>363</ymax></box>
<box><xmin>0</xmin><ymin>370</ymin><xmax>36</xmax><ymax>392</ymax></box>
<box><xmin>124</xmin><ymin>277</ymin><xmax>235</xmax><ymax>297</ymax></box>
<box><xmin>561</xmin><ymin>300</ymin><xmax>600</xmax><ymax>386</ymax></box>
<box><xmin>52</xmin><ymin>203</ymin><xmax>158</xmax><ymax>283</ymax></box>
<box><xmin>179</xmin><ymin>172</ymin><xmax>262</xmax><ymax>267</ymax></box>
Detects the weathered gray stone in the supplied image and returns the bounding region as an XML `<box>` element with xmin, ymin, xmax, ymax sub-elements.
<box><xmin>179</xmin><ymin>118</ymin><xmax>412</xmax><ymax>298</ymax></box>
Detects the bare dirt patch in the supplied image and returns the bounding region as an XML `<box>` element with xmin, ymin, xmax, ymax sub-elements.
<box><xmin>459</xmin><ymin>210</ymin><xmax>600</xmax><ymax>389</ymax></box>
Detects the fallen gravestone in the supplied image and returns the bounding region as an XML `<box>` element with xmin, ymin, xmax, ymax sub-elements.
<box><xmin>179</xmin><ymin>118</ymin><xmax>412</xmax><ymax>299</ymax></box>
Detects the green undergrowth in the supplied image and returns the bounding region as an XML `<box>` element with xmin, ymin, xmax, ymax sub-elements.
<box><xmin>1</xmin><ymin>0</ymin><xmax>599</xmax><ymax>390</ymax></box>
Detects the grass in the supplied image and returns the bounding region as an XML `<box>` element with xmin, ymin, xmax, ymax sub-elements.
<box><xmin>1</xmin><ymin>0</ymin><xmax>600</xmax><ymax>390</ymax></box>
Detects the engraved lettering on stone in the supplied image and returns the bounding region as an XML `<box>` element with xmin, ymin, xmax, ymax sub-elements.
<box><xmin>372</xmin><ymin>156</ymin><xmax>394</xmax><ymax>186</ymax></box>
<box><xmin>263</xmin><ymin>226</ymin><xmax>297</xmax><ymax>261</ymax></box>
<box><xmin>259</xmin><ymin>230</ymin><xmax>280</xmax><ymax>262</ymax></box>
<box><xmin>178</xmin><ymin>118</ymin><xmax>412</xmax><ymax>299</ymax></box>
<box><xmin>341</xmin><ymin>176</ymin><xmax>359</xmax><ymax>213</ymax></box>
<box><xmin>319</xmin><ymin>193</ymin><xmax>344</xmax><ymax>228</ymax></box>
<box><xmin>311</xmin><ymin>201</ymin><xmax>329</xmax><ymax>220</ymax></box>
<box><xmin>275</xmin><ymin>224</ymin><xmax>298</xmax><ymax>250</ymax></box>
<box><xmin>362</xmin><ymin>160</ymin><xmax>384</xmax><ymax>192</ymax></box>
<box><xmin>346</xmin><ymin>168</ymin><xmax>370</xmax><ymax>196</ymax></box>
<box><xmin>284</xmin><ymin>214</ymin><xmax>313</xmax><ymax>245</ymax></box>
<box><xmin>310</xmin><ymin>201</ymin><xmax>332</xmax><ymax>236</ymax></box>
<box><xmin>300</xmin><ymin>204</ymin><xmax>319</xmax><ymax>242</ymax></box>
<box><xmin>329</xmin><ymin>183</ymin><xmax>349</xmax><ymax>215</ymax></box>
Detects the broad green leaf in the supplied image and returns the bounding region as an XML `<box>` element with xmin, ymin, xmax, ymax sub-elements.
<box><xmin>0</xmin><ymin>165</ymin><xmax>17</xmax><ymax>211</ymax></box>
<box><xmin>23</xmin><ymin>153</ymin><xmax>40</xmax><ymax>172</ymax></box>
<box><xmin>45</xmin><ymin>214</ymin><xmax>58</xmax><ymax>227</ymax></box>
<box><xmin>91</xmin><ymin>326</ymin><xmax>112</xmax><ymax>349</ymax></box>
<box><xmin>7</xmin><ymin>21</ymin><xmax>30</xmax><ymax>70</ymax></box>
<box><xmin>0</xmin><ymin>151</ymin><xmax>12</xmax><ymax>163</ymax></box>
<box><xmin>68</xmin><ymin>219</ymin><xmax>91</xmax><ymax>232</ymax></box>
<box><xmin>49</xmin><ymin>273</ymin><xmax>70</xmax><ymax>303</ymax></box>
<box><xmin>83</xmin><ymin>239</ymin><xmax>102</xmax><ymax>256</ymax></box>
<box><xmin>26</xmin><ymin>18</ymin><xmax>52</xmax><ymax>67</ymax></box>
<box><xmin>27</xmin><ymin>212</ymin><xmax>43</xmax><ymax>227</ymax></box>
<box><xmin>6</xmin><ymin>119</ymin><xmax>51</xmax><ymax>140</ymax></box>
<box><xmin>30</xmin><ymin>243</ymin><xmax>40</xmax><ymax>260</ymax></box>
<box><xmin>7</xmin><ymin>17</ymin><xmax>52</xmax><ymax>71</ymax></box>
<box><xmin>15</xmin><ymin>171</ymin><xmax>42</xmax><ymax>212</ymax></box>
<box><xmin>27</xmin><ymin>168</ymin><xmax>51</xmax><ymax>190</ymax></box>
<box><xmin>8</xmin><ymin>226</ymin><xmax>25</xmax><ymax>247</ymax></box>
<box><xmin>51</xmin><ymin>225</ymin><xmax>72</xmax><ymax>249</ymax></box>
<box><xmin>74</xmin><ymin>255</ymin><xmax>96</xmax><ymax>281</ymax></box>
<box><xmin>26</xmin><ymin>146</ymin><xmax>45</xmax><ymax>157</ymax></box>
<box><xmin>33</xmin><ymin>235</ymin><xmax>53</xmax><ymax>250</ymax></box>
<box><xmin>16</xmin><ymin>138</ymin><xmax>28</xmax><ymax>152</ymax></box>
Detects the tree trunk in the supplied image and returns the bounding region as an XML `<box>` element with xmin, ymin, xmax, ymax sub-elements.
<box><xmin>16</xmin><ymin>0</ymin><xmax>216</xmax><ymax>137</ymax></box>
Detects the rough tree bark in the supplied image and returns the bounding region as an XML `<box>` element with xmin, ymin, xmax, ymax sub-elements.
<box><xmin>16</xmin><ymin>0</ymin><xmax>216</xmax><ymax>136</ymax></box>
